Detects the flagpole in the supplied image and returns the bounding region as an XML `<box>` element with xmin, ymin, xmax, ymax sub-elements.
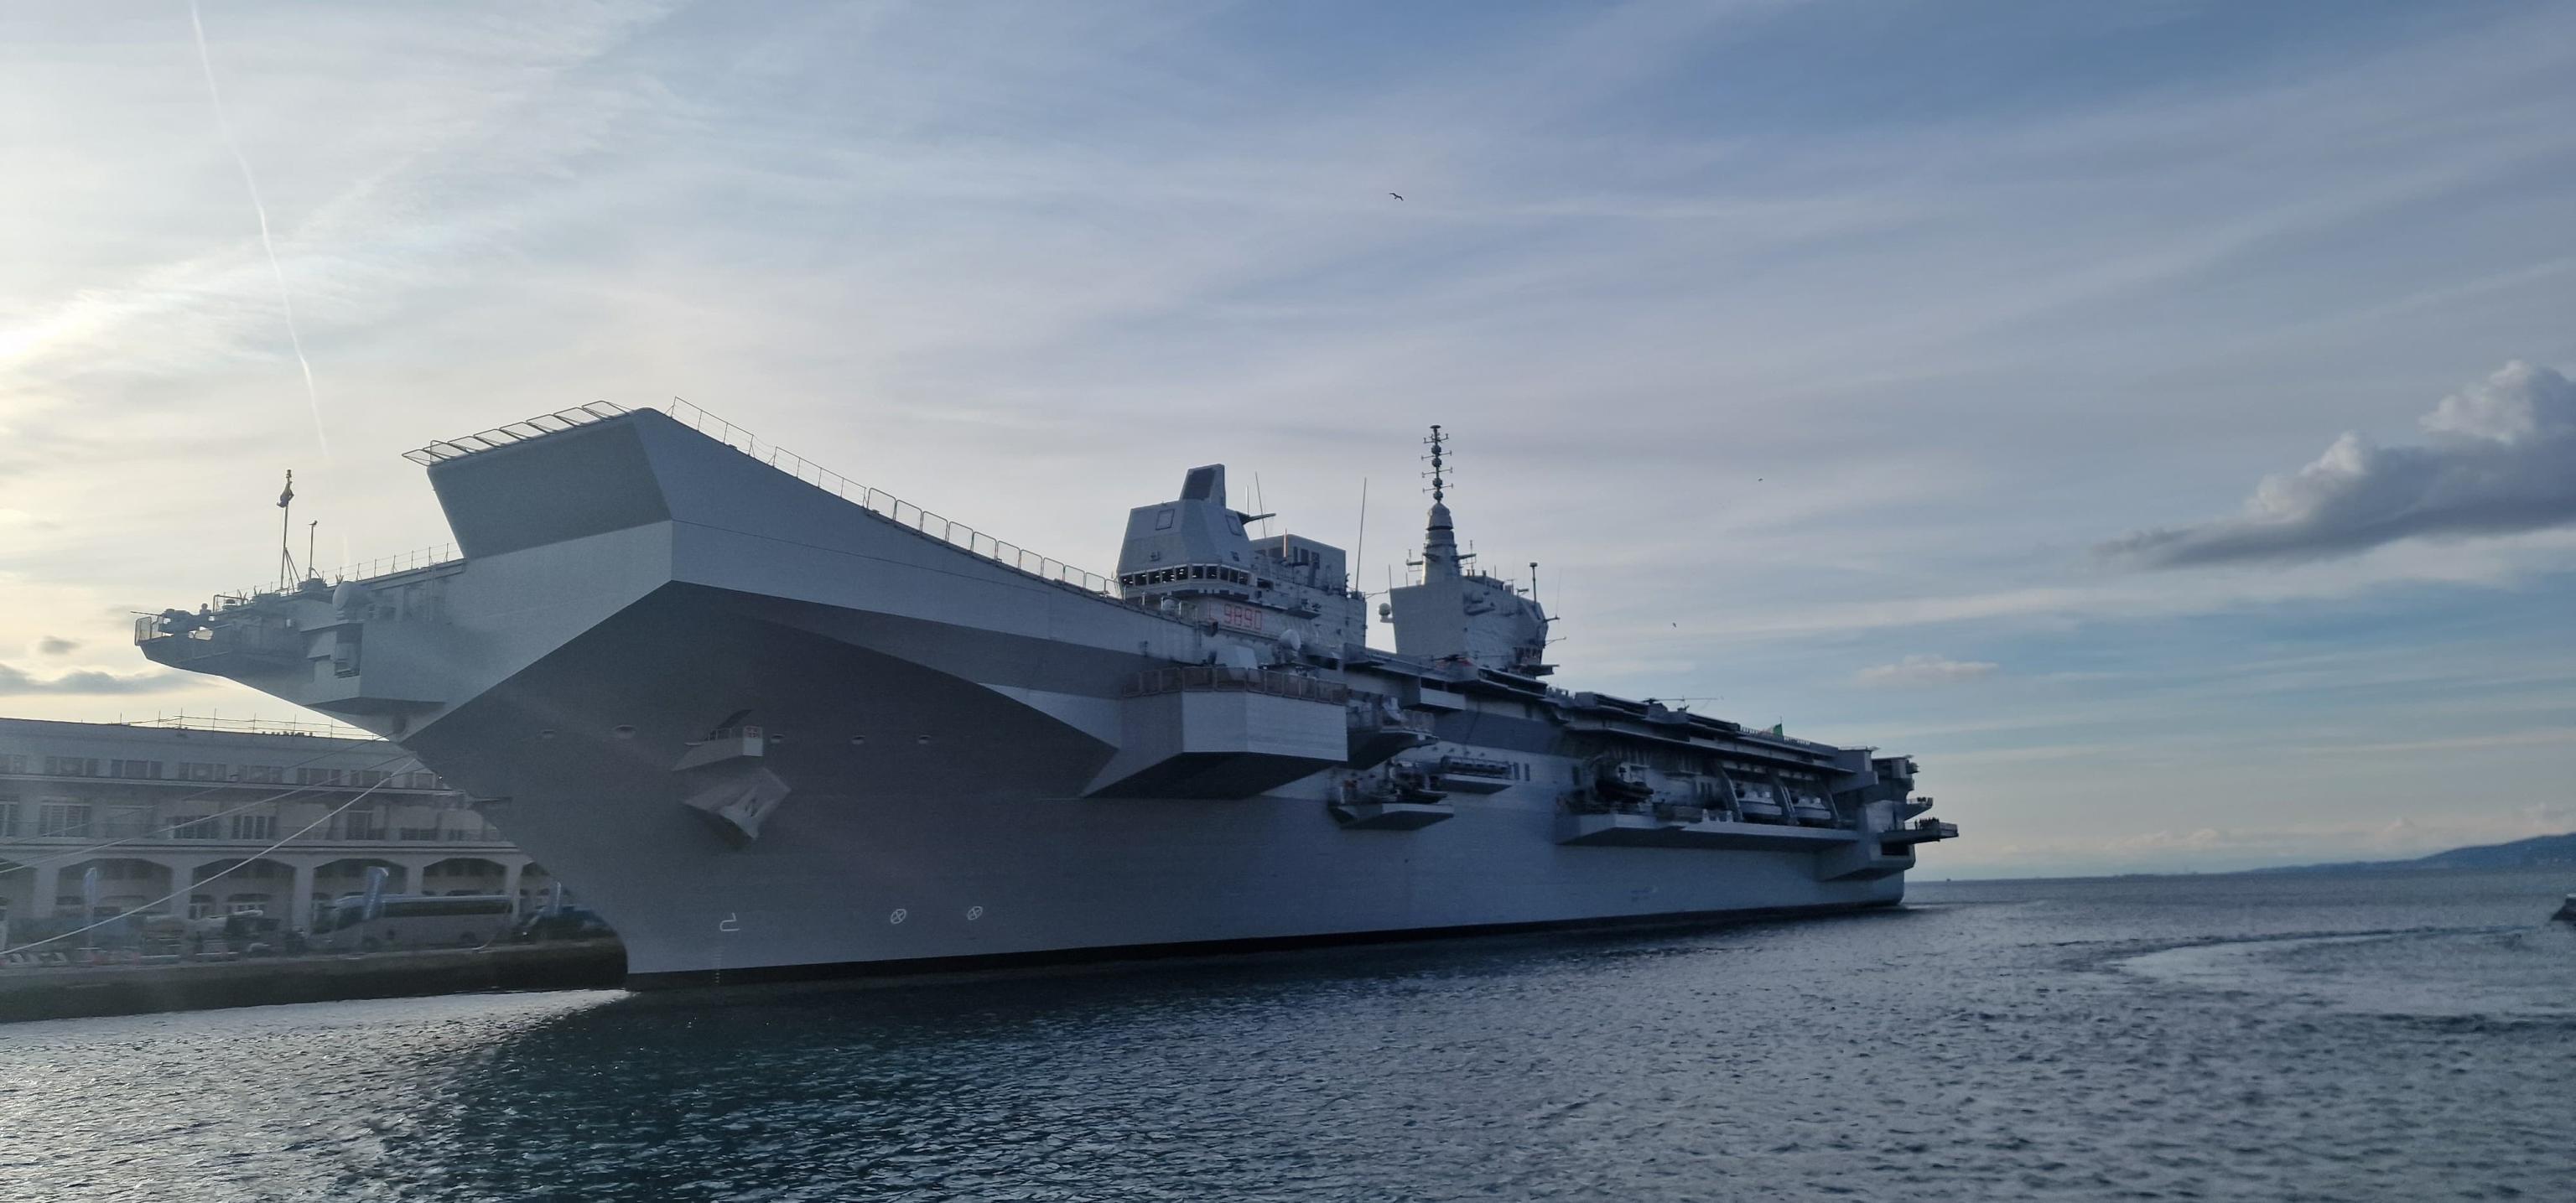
<box><xmin>277</xmin><ymin>469</ymin><xmax>296</xmax><ymax>591</ymax></box>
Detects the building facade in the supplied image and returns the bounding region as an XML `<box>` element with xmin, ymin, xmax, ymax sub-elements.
<box><xmin>0</xmin><ymin>715</ymin><xmax>556</xmax><ymax>935</ymax></box>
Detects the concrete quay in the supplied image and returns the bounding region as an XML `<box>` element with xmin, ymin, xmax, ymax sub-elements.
<box><xmin>0</xmin><ymin>940</ymin><xmax>624</xmax><ymax>1023</ymax></box>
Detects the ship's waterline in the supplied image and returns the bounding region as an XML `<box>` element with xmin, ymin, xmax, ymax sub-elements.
<box><xmin>140</xmin><ymin>406</ymin><xmax>1955</xmax><ymax>983</ymax></box>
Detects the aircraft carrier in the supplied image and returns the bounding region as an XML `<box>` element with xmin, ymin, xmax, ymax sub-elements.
<box><xmin>138</xmin><ymin>403</ymin><xmax>1958</xmax><ymax>987</ymax></box>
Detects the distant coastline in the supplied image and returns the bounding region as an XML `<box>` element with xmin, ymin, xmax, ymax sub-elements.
<box><xmin>2236</xmin><ymin>831</ymin><xmax>2576</xmax><ymax>876</ymax></box>
<box><xmin>1935</xmin><ymin>831</ymin><xmax>2576</xmax><ymax>882</ymax></box>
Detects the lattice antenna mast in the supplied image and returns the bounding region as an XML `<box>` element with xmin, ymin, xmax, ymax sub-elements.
<box><xmin>1424</xmin><ymin>423</ymin><xmax>1447</xmax><ymax>504</ymax></box>
<box><xmin>1418</xmin><ymin>424</ymin><xmax>1467</xmax><ymax>574</ymax></box>
<box><xmin>1403</xmin><ymin>426</ymin><xmax>1440</xmax><ymax>578</ymax></box>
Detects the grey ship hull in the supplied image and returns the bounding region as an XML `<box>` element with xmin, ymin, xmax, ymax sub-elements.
<box><xmin>142</xmin><ymin>409</ymin><xmax>1939</xmax><ymax>986</ymax></box>
<box><xmin>468</xmin><ymin>656</ymin><xmax>1901</xmax><ymax>986</ymax></box>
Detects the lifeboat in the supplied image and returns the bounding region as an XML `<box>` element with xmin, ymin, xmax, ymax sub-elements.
<box><xmin>1732</xmin><ymin>782</ymin><xmax>1787</xmax><ymax>822</ymax></box>
<box><xmin>1431</xmin><ymin>754</ymin><xmax>1519</xmax><ymax>794</ymax></box>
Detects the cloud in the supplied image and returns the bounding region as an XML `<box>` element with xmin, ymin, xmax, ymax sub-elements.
<box><xmin>2103</xmin><ymin>360</ymin><xmax>2576</xmax><ymax>568</ymax></box>
<box><xmin>34</xmin><ymin>635</ymin><xmax>78</xmax><ymax>655</ymax></box>
<box><xmin>0</xmin><ymin>661</ymin><xmax>173</xmax><ymax>696</ymax></box>
<box><xmin>2518</xmin><ymin>801</ymin><xmax>2575</xmax><ymax>833</ymax></box>
<box><xmin>2309</xmin><ymin>727</ymin><xmax>2576</xmax><ymax>755</ymax></box>
<box><xmin>1855</xmin><ymin>653</ymin><xmax>1998</xmax><ymax>687</ymax></box>
<box><xmin>2</xmin><ymin>2</ymin><xmax>2574</xmax><ymax>863</ymax></box>
<box><xmin>2105</xmin><ymin>827</ymin><xmax>2232</xmax><ymax>853</ymax></box>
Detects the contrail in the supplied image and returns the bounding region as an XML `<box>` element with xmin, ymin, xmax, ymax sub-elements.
<box><xmin>190</xmin><ymin>0</ymin><xmax>328</xmax><ymax>458</ymax></box>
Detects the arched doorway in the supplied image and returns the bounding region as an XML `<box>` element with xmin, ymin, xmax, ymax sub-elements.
<box><xmin>186</xmin><ymin>858</ymin><xmax>293</xmax><ymax>920</ymax></box>
<box><xmin>314</xmin><ymin>857</ymin><xmax>408</xmax><ymax>902</ymax></box>
<box><xmin>421</xmin><ymin>856</ymin><xmax>509</xmax><ymax>897</ymax></box>
<box><xmin>61</xmin><ymin>858</ymin><xmax>179</xmax><ymax>918</ymax></box>
<box><xmin>0</xmin><ymin>858</ymin><xmax>34</xmax><ymax>928</ymax></box>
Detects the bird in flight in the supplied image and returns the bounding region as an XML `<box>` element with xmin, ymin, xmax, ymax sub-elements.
<box><xmin>1389</xmin><ymin>192</ymin><xmax>1404</xmax><ymax>200</ymax></box>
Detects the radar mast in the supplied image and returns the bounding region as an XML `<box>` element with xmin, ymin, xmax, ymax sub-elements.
<box><xmin>1383</xmin><ymin>424</ymin><xmax>1554</xmax><ymax>677</ymax></box>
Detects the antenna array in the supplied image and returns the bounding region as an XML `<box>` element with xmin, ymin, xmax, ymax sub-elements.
<box><xmin>1423</xmin><ymin>424</ymin><xmax>1449</xmax><ymax>501</ymax></box>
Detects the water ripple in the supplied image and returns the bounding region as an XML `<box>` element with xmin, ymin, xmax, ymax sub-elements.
<box><xmin>3</xmin><ymin>870</ymin><xmax>2572</xmax><ymax>1200</ymax></box>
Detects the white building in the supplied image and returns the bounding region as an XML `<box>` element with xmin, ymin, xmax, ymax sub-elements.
<box><xmin>0</xmin><ymin>715</ymin><xmax>556</xmax><ymax>934</ymax></box>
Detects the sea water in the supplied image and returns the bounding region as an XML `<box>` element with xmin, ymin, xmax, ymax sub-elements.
<box><xmin>3</xmin><ymin>869</ymin><xmax>2570</xmax><ymax>1201</ymax></box>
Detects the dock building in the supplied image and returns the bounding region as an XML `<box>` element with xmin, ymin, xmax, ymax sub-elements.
<box><xmin>0</xmin><ymin>715</ymin><xmax>551</xmax><ymax>935</ymax></box>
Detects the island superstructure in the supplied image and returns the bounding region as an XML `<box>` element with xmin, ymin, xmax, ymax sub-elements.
<box><xmin>138</xmin><ymin>404</ymin><xmax>1958</xmax><ymax>986</ymax></box>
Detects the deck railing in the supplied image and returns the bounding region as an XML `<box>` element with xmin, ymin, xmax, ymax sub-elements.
<box><xmin>652</xmin><ymin>398</ymin><xmax>1118</xmax><ymax>596</ymax></box>
<box><xmin>127</xmin><ymin>713</ymin><xmax>377</xmax><ymax>739</ymax></box>
<box><xmin>400</xmin><ymin>402</ymin><xmax>630</xmax><ymax>464</ymax></box>
<box><xmin>325</xmin><ymin>544</ymin><xmax>461</xmax><ymax>586</ymax></box>
<box><xmin>398</xmin><ymin>399</ymin><xmax>1119</xmax><ymax>598</ymax></box>
<box><xmin>202</xmin><ymin>544</ymin><xmax>465</xmax><ymax>609</ymax></box>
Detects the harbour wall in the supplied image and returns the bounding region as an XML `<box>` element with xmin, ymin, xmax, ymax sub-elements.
<box><xmin>0</xmin><ymin>941</ymin><xmax>624</xmax><ymax>1023</ymax></box>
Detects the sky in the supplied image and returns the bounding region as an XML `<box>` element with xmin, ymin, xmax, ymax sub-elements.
<box><xmin>2</xmin><ymin>1</ymin><xmax>2571</xmax><ymax>878</ymax></box>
